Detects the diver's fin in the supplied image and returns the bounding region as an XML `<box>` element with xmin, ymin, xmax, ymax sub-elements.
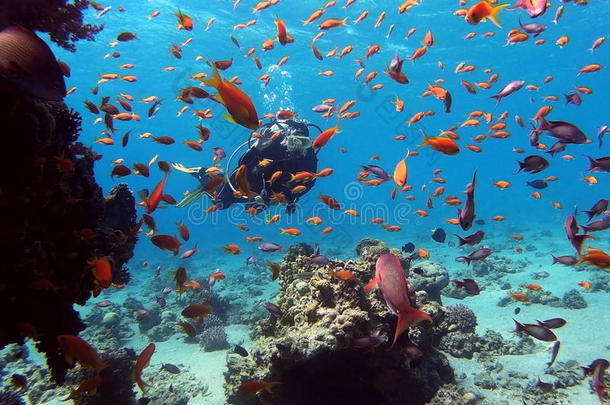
<box><xmin>176</xmin><ymin>185</ymin><xmax>210</xmax><ymax>208</ymax></box>
<box><xmin>171</xmin><ymin>162</ymin><xmax>201</xmax><ymax>174</ymax></box>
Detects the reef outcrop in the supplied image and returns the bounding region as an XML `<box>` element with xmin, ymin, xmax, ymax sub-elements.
<box><xmin>224</xmin><ymin>239</ymin><xmax>455</xmax><ymax>405</ymax></box>
<box><xmin>0</xmin><ymin>0</ymin><xmax>102</xmax><ymax>52</ymax></box>
<box><xmin>0</xmin><ymin>95</ymin><xmax>137</xmax><ymax>383</ymax></box>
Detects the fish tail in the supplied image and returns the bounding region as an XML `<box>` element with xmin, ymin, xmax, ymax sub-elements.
<box><xmin>551</xmin><ymin>255</ymin><xmax>559</xmax><ymax>265</ymax></box>
<box><xmin>391</xmin><ymin>307</ymin><xmax>432</xmax><ymax>346</ymax></box>
<box><xmin>455</xmin><ymin>234</ymin><xmax>466</xmax><ymax>247</ymax></box>
<box><xmin>488</xmin><ymin>3</ymin><xmax>509</xmax><ymax>28</ymax></box>
<box><xmin>341</xmin><ymin>17</ymin><xmax>348</xmax><ymax>25</ymax></box>
<box><xmin>418</xmin><ymin>130</ymin><xmax>430</xmax><ymax>146</ymax></box>
<box><xmin>583</xmin><ymin>155</ymin><xmax>598</xmax><ymax>172</ymax></box>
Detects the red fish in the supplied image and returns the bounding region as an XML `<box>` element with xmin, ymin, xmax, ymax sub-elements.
<box><xmin>57</xmin><ymin>335</ymin><xmax>106</xmax><ymax>373</ymax></box>
<box><xmin>140</xmin><ymin>167</ymin><xmax>170</xmax><ymax>214</ymax></box>
<box><xmin>151</xmin><ymin>235</ymin><xmax>182</xmax><ymax>255</ymax></box>
<box><xmin>364</xmin><ymin>254</ymin><xmax>432</xmax><ymax>346</ymax></box>
<box><xmin>203</xmin><ymin>65</ymin><xmax>259</xmax><ymax>130</ymax></box>
<box><xmin>133</xmin><ymin>343</ymin><xmax>155</xmax><ymax>392</ymax></box>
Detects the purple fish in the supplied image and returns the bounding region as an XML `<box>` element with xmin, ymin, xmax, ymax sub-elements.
<box><xmin>162</xmin><ymin>286</ymin><xmax>173</xmax><ymax>294</ymax></box>
<box><xmin>364</xmin><ymin>254</ymin><xmax>432</xmax><ymax>346</ymax></box>
<box><xmin>582</xmin><ymin>359</ymin><xmax>610</xmax><ymax>403</ymax></box>
<box><xmin>491</xmin><ymin>80</ymin><xmax>525</xmax><ymax>104</ymax></box>
<box><xmin>583</xmin><ymin>199</ymin><xmax>609</xmax><ymax>221</ymax></box>
<box><xmin>513</xmin><ymin>319</ymin><xmax>557</xmax><ymax>342</ymax></box>
<box><xmin>518</xmin><ymin>18</ymin><xmax>547</xmax><ymax>36</ymax></box>
<box><xmin>455</xmin><ymin>230</ymin><xmax>485</xmax><ymax>246</ymax></box>
<box><xmin>246</xmin><ymin>255</ymin><xmax>257</xmax><ymax>266</ymax></box>
<box><xmin>597</xmin><ymin>125</ymin><xmax>609</xmax><ymax>148</ymax></box>
<box><xmin>537</xmin><ymin>318</ymin><xmax>567</xmax><ymax>329</ymax></box>
<box><xmin>96</xmin><ymin>300</ymin><xmax>113</xmax><ymax>307</ymax></box>
<box><xmin>584</xmin><ymin>155</ymin><xmax>610</xmax><ymax>172</ymax></box>
<box><xmin>551</xmin><ymin>255</ymin><xmax>578</xmax><ymax>266</ymax></box>
<box><xmin>565</xmin><ymin>92</ymin><xmax>582</xmax><ymax>105</ymax></box>
<box><xmin>263</xmin><ymin>302</ymin><xmax>283</xmax><ymax>317</ymax></box>
<box><xmin>308</xmin><ymin>254</ymin><xmax>330</xmax><ymax>266</ymax></box>
<box><xmin>388</xmin><ymin>51</ymin><xmax>402</xmax><ymax>72</ymax></box>
<box><xmin>456</xmin><ymin>247</ymin><xmax>492</xmax><ymax>265</ymax></box>
<box><xmin>515</xmin><ymin>155</ymin><xmax>549</xmax><ymax>174</ymax></box>
<box><xmin>451</xmin><ymin>278</ymin><xmax>480</xmax><ymax>295</ymax></box>
<box><xmin>581</xmin><ymin>216</ymin><xmax>610</xmax><ymax>233</ymax></box>
<box><xmin>258</xmin><ymin>242</ymin><xmax>283</xmax><ymax>252</ymax></box>
<box><xmin>361</xmin><ymin>165</ymin><xmax>391</xmax><ymax>180</ymax></box>
<box><xmin>312</xmin><ymin>104</ymin><xmax>336</xmax><ymax>113</ymax></box>
<box><xmin>180</xmin><ymin>243</ymin><xmax>199</xmax><ymax>259</ymax></box>
<box><xmin>536</xmin><ymin>118</ymin><xmax>587</xmax><ymax>144</ymax></box>
<box><xmin>546</xmin><ymin>141</ymin><xmax>567</xmax><ymax>157</ymax></box>
<box><xmin>212</xmin><ymin>147</ymin><xmax>226</xmax><ymax>161</ymax></box>
<box><xmin>458</xmin><ymin>170</ymin><xmax>477</xmax><ymax>231</ymax></box>
<box><xmin>547</xmin><ymin>341</ymin><xmax>560</xmax><ymax>368</ymax></box>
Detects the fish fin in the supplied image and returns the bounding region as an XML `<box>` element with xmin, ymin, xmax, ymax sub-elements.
<box><xmin>138</xmin><ymin>189</ymin><xmax>149</xmax><ymax>202</ymax></box>
<box><xmin>223</xmin><ymin>113</ymin><xmax>237</xmax><ymax>124</ymax></box>
<box><xmin>417</xmin><ymin>131</ymin><xmax>430</xmax><ymax>146</ymax></box>
<box><xmin>391</xmin><ymin>307</ymin><xmax>432</xmax><ymax>346</ymax></box>
<box><xmin>488</xmin><ymin>4</ymin><xmax>509</xmax><ymax>28</ymax></box>
<box><xmin>203</xmin><ymin>65</ymin><xmax>223</xmax><ymax>89</ymax></box>
<box><xmin>363</xmin><ymin>276</ymin><xmax>379</xmax><ymax>293</ymax></box>
<box><xmin>265</xmin><ymin>382</ymin><xmax>281</xmax><ymax>393</ymax></box>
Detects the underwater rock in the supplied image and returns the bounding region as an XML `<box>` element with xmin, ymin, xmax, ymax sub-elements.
<box><xmin>284</xmin><ymin>242</ymin><xmax>314</xmax><ymax>262</ymax></box>
<box><xmin>0</xmin><ymin>92</ymin><xmax>137</xmax><ymax>383</ymax></box>
<box><xmin>355</xmin><ymin>237</ymin><xmax>389</xmax><ymax>258</ymax></box>
<box><xmin>473</xmin><ymin>372</ymin><xmax>497</xmax><ymax>389</ymax></box>
<box><xmin>0</xmin><ymin>390</ymin><xmax>25</xmax><ymax>405</ymax></box>
<box><xmin>437</xmin><ymin>304</ymin><xmax>478</xmax><ymax>358</ymax></box>
<box><xmin>68</xmin><ymin>348</ymin><xmax>137</xmax><ymax>405</ymax></box>
<box><xmin>224</xmin><ymin>243</ymin><xmax>454</xmax><ymax>405</ymax></box>
<box><xmin>0</xmin><ymin>0</ymin><xmax>103</xmax><ymax>52</ymax></box>
<box><xmin>561</xmin><ymin>289</ymin><xmax>587</xmax><ymax>309</ymax></box>
<box><xmin>409</xmin><ymin>261</ymin><xmax>449</xmax><ymax>303</ymax></box>
<box><xmin>471</xmin><ymin>255</ymin><xmax>527</xmax><ymax>278</ymax></box>
<box><xmin>546</xmin><ymin>360</ymin><xmax>583</xmax><ymax>389</ymax></box>
<box><xmin>474</xmin><ymin>329</ymin><xmax>539</xmax><ymax>360</ymax></box>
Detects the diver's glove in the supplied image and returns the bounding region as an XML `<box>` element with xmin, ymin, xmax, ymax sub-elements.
<box><xmin>171</xmin><ymin>162</ymin><xmax>202</xmax><ymax>174</ymax></box>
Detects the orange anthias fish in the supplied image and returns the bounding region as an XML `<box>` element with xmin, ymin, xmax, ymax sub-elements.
<box><xmin>202</xmin><ymin>66</ymin><xmax>259</xmax><ymax>130</ymax></box>
<box><xmin>140</xmin><ymin>164</ymin><xmax>170</xmax><ymax>214</ymax></box>
<box><xmin>465</xmin><ymin>1</ymin><xmax>509</xmax><ymax>28</ymax></box>
<box><xmin>312</xmin><ymin>120</ymin><xmax>341</xmax><ymax>149</ymax></box>
<box><xmin>63</xmin><ymin>375</ymin><xmax>102</xmax><ymax>401</ymax></box>
<box><xmin>175</xmin><ymin>8</ymin><xmax>194</xmax><ymax>30</ymax></box>
<box><xmin>418</xmin><ymin>131</ymin><xmax>459</xmax><ymax>155</ymax></box>
<box><xmin>57</xmin><ymin>335</ymin><xmax>106</xmax><ymax>373</ymax></box>
<box><xmin>577</xmin><ymin>251</ymin><xmax>610</xmax><ymax>269</ymax></box>
<box><xmin>89</xmin><ymin>257</ymin><xmax>112</xmax><ymax>297</ymax></box>
<box><xmin>393</xmin><ymin>151</ymin><xmax>409</xmax><ymax>187</ymax></box>
<box><xmin>133</xmin><ymin>343</ymin><xmax>155</xmax><ymax>392</ymax></box>
<box><xmin>235</xmin><ymin>164</ymin><xmax>257</xmax><ymax>199</ymax></box>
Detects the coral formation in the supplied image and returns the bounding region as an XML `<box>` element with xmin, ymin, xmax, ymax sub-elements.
<box><xmin>0</xmin><ymin>390</ymin><xmax>25</xmax><ymax>405</ymax></box>
<box><xmin>561</xmin><ymin>289</ymin><xmax>587</xmax><ymax>309</ymax></box>
<box><xmin>0</xmin><ymin>0</ymin><xmax>103</xmax><ymax>51</ymax></box>
<box><xmin>200</xmin><ymin>315</ymin><xmax>230</xmax><ymax>352</ymax></box>
<box><xmin>0</xmin><ymin>94</ymin><xmax>137</xmax><ymax>382</ymax></box>
<box><xmin>409</xmin><ymin>261</ymin><xmax>450</xmax><ymax>303</ymax></box>
<box><xmin>224</xmin><ymin>240</ymin><xmax>455</xmax><ymax>405</ymax></box>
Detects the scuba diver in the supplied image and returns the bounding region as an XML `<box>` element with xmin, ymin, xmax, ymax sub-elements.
<box><xmin>173</xmin><ymin>117</ymin><xmax>321</xmax><ymax>215</ymax></box>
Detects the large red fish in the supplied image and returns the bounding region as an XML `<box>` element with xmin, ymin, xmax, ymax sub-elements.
<box><xmin>133</xmin><ymin>343</ymin><xmax>155</xmax><ymax>392</ymax></box>
<box><xmin>203</xmin><ymin>65</ymin><xmax>259</xmax><ymax>130</ymax></box>
<box><xmin>364</xmin><ymin>254</ymin><xmax>432</xmax><ymax>346</ymax></box>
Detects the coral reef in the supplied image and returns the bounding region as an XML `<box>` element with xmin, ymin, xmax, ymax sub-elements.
<box><xmin>561</xmin><ymin>289</ymin><xmax>587</xmax><ymax>309</ymax></box>
<box><xmin>0</xmin><ymin>0</ymin><xmax>103</xmax><ymax>51</ymax></box>
<box><xmin>200</xmin><ymin>315</ymin><xmax>230</xmax><ymax>352</ymax></box>
<box><xmin>224</xmin><ymin>240</ymin><xmax>455</xmax><ymax>405</ymax></box>
<box><xmin>0</xmin><ymin>93</ymin><xmax>137</xmax><ymax>382</ymax></box>
<box><xmin>409</xmin><ymin>261</ymin><xmax>449</xmax><ymax>303</ymax></box>
<box><xmin>141</xmin><ymin>364</ymin><xmax>213</xmax><ymax>405</ymax></box>
<box><xmin>70</xmin><ymin>348</ymin><xmax>137</xmax><ymax>405</ymax></box>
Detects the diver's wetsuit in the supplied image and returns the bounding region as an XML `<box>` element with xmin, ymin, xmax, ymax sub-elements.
<box><xmin>191</xmin><ymin>119</ymin><xmax>319</xmax><ymax>214</ymax></box>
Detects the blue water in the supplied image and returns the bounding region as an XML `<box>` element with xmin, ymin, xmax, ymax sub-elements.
<box><xmin>38</xmin><ymin>0</ymin><xmax>610</xmax><ymax>402</ymax></box>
